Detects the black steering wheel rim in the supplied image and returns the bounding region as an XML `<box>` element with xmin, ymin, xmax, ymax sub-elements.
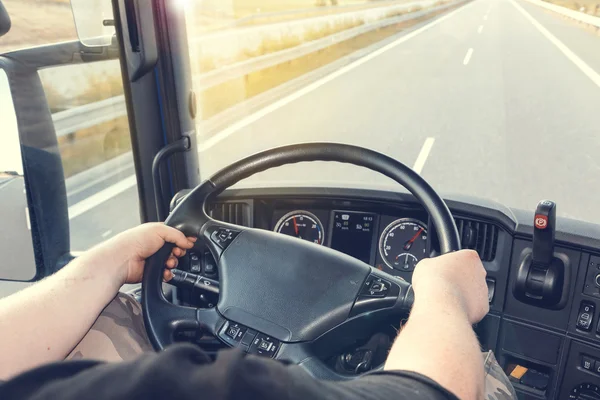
<box><xmin>142</xmin><ymin>143</ymin><xmax>460</xmax><ymax>376</ymax></box>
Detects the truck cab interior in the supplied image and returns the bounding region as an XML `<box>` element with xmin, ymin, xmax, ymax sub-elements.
<box><xmin>1</xmin><ymin>0</ymin><xmax>600</xmax><ymax>399</ymax></box>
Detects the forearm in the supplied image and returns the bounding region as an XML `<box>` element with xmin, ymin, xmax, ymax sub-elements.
<box><xmin>385</xmin><ymin>299</ymin><xmax>484</xmax><ymax>399</ymax></box>
<box><xmin>0</xmin><ymin>249</ymin><xmax>122</xmax><ymax>379</ymax></box>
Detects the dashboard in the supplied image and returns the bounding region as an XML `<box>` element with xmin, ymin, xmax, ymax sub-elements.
<box><xmin>171</xmin><ymin>187</ymin><xmax>600</xmax><ymax>400</ymax></box>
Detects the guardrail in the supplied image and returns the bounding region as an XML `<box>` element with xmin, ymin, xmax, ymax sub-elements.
<box><xmin>52</xmin><ymin>95</ymin><xmax>126</xmax><ymax>138</ymax></box>
<box><xmin>523</xmin><ymin>0</ymin><xmax>600</xmax><ymax>27</ymax></box>
<box><xmin>53</xmin><ymin>0</ymin><xmax>461</xmax><ymax>137</ymax></box>
<box><xmin>196</xmin><ymin>0</ymin><xmax>442</xmax><ymax>89</ymax></box>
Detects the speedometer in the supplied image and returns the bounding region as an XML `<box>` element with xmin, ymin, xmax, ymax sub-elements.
<box><xmin>379</xmin><ymin>218</ymin><xmax>427</xmax><ymax>272</ymax></box>
<box><xmin>274</xmin><ymin>210</ymin><xmax>324</xmax><ymax>245</ymax></box>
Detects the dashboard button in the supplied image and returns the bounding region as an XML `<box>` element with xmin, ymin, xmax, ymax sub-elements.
<box><xmin>595</xmin><ymin>361</ymin><xmax>600</xmax><ymax>375</ymax></box>
<box><xmin>582</xmin><ymin>356</ymin><xmax>594</xmax><ymax>371</ymax></box>
<box><xmin>248</xmin><ymin>334</ymin><xmax>279</xmax><ymax>358</ymax></box>
<box><xmin>226</xmin><ymin>326</ymin><xmax>240</xmax><ymax>339</ymax></box>
<box><xmin>241</xmin><ymin>329</ymin><xmax>258</xmax><ymax>347</ymax></box>
<box><xmin>210</xmin><ymin>228</ymin><xmax>240</xmax><ymax>249</ymax></box>
<box><xmin>360</xmin><ymin>276</ymin><xmax>391</xmax><ymax>298</ymax></box>
<box><xmin>204</xmin><ymin>252</ymin><xmax>217</xmax><ymax>276</ymax></box>
<box><xmin>221</xmin><ymin>323</ymin><xmax>246</xmax><ymax>345</ymax></box>
<box><xmin>576</xmin><ymin>302</ymin><xmax>595</xmax><ymax>331</ymax></box>
<box><xmin>189</xmin><ymin>253</ymin><xmax>202</xmax><ymax>273</ymax></box>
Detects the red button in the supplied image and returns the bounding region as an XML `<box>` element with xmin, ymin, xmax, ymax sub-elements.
<box><xmin>534</xmin><ymin>215</ymin><xmax>548</xmax><ymax>229</ymax></box>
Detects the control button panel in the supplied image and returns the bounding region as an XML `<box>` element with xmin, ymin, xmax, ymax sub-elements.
<box><xmin>189</xmin><ymin>253</ymin><xmax>202</xmax><ymax>273</ymax></box>
<box><xmin>579</xmin><ymin>354</ymin><xmax>600</xmax><ymax>376</ymax></box>
<box><xmin>350</xmin><ymin>274</ymin><xmax>401</xmax><ymax>317</ymax></box>
<box><xmin>583</xmin><ymin>255</ymin><xmax>600</xmax><ymax>299</ymax></box>
<box><xmin>360</xmin><ymin>276</ymin><xmax>391</xmax><ymax>298</ymax></box>
<box><xmin>218</xmin><ymin>321</ymin><xmax>279</xmax><ymax>358</ymax></box>
<box><xmin>211</xmin><ymin>228</ymin><xmax>240</xmax><ymax>249</ymax></box>
<box><xmin>225</xmin><ymin>324</ymin><xmax>246</xmax><ymax>341</ymax></box>
<box><xmin>576</xmin><ymin>302</ymin><xmax>595</xmax><ymax>332</ymax></box>
<box><xmin>248</xmin><ymin>334</ymin><xmax>280</xmax><ymax>358</ymax></box>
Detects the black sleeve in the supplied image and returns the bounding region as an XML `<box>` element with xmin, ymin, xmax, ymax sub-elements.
<box><xmin>0</xmin><ymin>344</ymin><xmax>458</xmax><ymax>400</ymax></box>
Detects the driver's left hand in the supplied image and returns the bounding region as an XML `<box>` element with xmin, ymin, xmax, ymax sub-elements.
<box><xmin>83</xmin><ymin>223</ymin><xmax>197</xmax><ymax>286</ymax></box>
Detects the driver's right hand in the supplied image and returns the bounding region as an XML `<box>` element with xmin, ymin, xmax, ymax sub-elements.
<box><xmin>411</xmin><ymin>250</ymin><xmax>489</xmax><ymax>325</ymax></box>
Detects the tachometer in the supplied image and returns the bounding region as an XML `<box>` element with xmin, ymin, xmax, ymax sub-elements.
<box><xmin>379</xmin><ymin>218</ymin><xmax>427</xmax><ymax>272</ymax></box>
<box><xmin>274</xmin><ymin>210</ymin><xmax>324</xmax><ymax>245</ymax></box>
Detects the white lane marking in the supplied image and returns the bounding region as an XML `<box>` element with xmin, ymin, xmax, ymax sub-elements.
<box><xmin>463</xmin><ymin>48</ymin><xmax>474</xmax><ymax>65</ymax></box>
<box><xmin>25</xmin><ymin>208</ymin><xmax>31</xmax><ymax>231</ymax></box>
<box><xmin>478</xmin><ymin>24</ymin><xmax>484</xmax><ymax>33</ymax></box>
<box><xmin>101</xmin><ymin>230</ymin><xmax>113</xmax><ymax>238</ymax></box>
<box><xmin>509</xmin><ymin>0</ymin><xmax>600</xmax><ymax>88</ymax></box>
<box><xmin>67</xmin><ymin>163</ymin><xmax>133</xmax><ymax>198</ymax></box>
<box><xmin>68</xmin><ymin>175</ymin><xmax>137</xmax><ymax>220</ymax></box>
<box><xmin>199</xmin><ymin>0</ymin><xmax>478</xmax><ymax>152</ymax></box>
<box><xmin>483</xmin><ymin>14</ymin><xmax>488</xmax><ymax>20</ymax></box>
<box><xmin>412</xmin><ymin>138</ymin><xmax>435</xmax><ymax>174</ymax></box>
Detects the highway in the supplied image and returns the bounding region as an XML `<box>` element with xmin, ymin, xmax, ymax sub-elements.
<box><xmin>64</xmin><ymin>0</ymin><xmax>600</xmax><ymax>252</ymax></box>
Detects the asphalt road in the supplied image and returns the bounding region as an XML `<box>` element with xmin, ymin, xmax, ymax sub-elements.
<box><xmin>6</xmin><ymin>0</ymin><xmax>600</xmax><ymax>282</ymax></box>
<box><xmin>198</xmin><ymin>0</ymin><xmax>600</xmax><ymax>222</ymax></box>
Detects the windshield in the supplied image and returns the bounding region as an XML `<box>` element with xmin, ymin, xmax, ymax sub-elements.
<box><xmin>181</xmin><ymin>0</ymin><xmax>600</xmax><ymax>224</ymax></box>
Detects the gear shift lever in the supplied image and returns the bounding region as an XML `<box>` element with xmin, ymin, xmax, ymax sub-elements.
<box><xmin>513</xmin><ymin>200</ymin><xmax>566</xmax><ymax>309</ymax></box>
<box><xmin>532</xmin><ymin>200</ymin><xmax>556</xmax><ymax>266</ymax></box>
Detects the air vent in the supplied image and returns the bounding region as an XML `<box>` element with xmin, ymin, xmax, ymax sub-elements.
<box><xmin>455</xmin><ymin>218</ymin><xmax>498</xmax><ymax>262</ymax></box>
<box><xmin>208</xmin><ymin>202</ymin><xmax>250</xmax><ymax>226</ymax></box>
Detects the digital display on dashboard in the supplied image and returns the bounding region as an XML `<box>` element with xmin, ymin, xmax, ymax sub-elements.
<box><xmin>330</xmin><ymin>211</ymin><xmax>376</xmax><ymax>264</ymax></box>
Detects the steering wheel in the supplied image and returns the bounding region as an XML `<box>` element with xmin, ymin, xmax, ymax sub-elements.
<box><xmin>142</xmin><ymin>143</ymin><xmax>460</xmax><ymax>380</ymax></box>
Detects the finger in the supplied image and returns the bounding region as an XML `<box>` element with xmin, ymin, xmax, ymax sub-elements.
<box><xmin>165</xmin><ymin>256</ymin><xmax>178</xmax><ymax>269</ymax></box>
<box><xmin>163</xmin><ymin>269</ymin><xmax>173</xmax><ymax>282</ymax></box>
<box><xmin>172</xmin><ymin>247</ymin><xmax>187</xmax><ymax>258</ymax></box>
<box><xmin>154</xmin><ymin>224</ymin><xmax>196</xmax><ymax>249</ymax></box>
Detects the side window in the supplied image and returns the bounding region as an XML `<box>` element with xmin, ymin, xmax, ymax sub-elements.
<box><xmin>0</xmin><ymin>0</ymin><xmax>140</xmax><ymax>266</ymax></box>
<box><xmin>39</xmin><ymin>61</ymin><xmax>140</xmax><ymax>250</ymax></box>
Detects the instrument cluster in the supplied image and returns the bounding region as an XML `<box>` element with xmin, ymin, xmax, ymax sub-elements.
<box><xmin>272</xmin><ymin>208</ymin><xmax>430</xmax><ymax>277</ymax></box>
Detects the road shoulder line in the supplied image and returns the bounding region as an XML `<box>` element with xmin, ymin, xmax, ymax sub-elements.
<box><xmin>509</xmin><ymin>0</ymin><xmax>600</xmax><ymax>89</ymax></box>
<box><xmin>68</xmin><ymin>175</ymin><xmax>137</xmax><ymax>220</ymax></box>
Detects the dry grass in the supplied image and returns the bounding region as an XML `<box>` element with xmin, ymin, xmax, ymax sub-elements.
<box><xmin>45</xmin><ymin>73</ymin><xmax>128</xmax><ymax>177</ymax></box>
<box><xmin>45</xmin><ymin>74</ymin><xmax>124</xmax><ymax>113</ymax></box>
<box><xmin>544</xmin><ymin>0</ymin><xmax>600</xmax><ymax>14</ymax></box>
<box><xmin>201</xmin><ymin>0</ymin><xmax>370</xmax><ymax>18</ymax></box>
<box><xmin>59</xmin><ymin>117</ymin><xmax>131</xmax><ymax>177</ymax></box>
<box><xmin>198</xmin><ymin>3</ymin><xmax>462</xmax><ymax>120</ymax></box>
<box><xmin>245</xmin><ymin>33</ymin><xmax>305</xmax><ymax>58</ymax></box>
<box><xmin>303</xmin><ymin>18</ymin><xmax>365</xmax><ymax>41</ymax></box>
<box><xmin>197</xmin><ymin>18</ymin><xmax>366</xmax><ymax>72</ymax></box>
<box><xmin>0</xmin><ymin>0</ymin><xmax>77</xmax><ymax>53</ymax></box>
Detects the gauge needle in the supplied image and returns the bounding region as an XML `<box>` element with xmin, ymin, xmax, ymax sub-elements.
<box><xmin>403</xmin><ymin>228</ymin><xmax>424</xmax><ymax>251</ymax></box>
<box><xmin>292</xmin><ymin>217</ymin><xmax>299</xmax><ymax>236</ymax></box>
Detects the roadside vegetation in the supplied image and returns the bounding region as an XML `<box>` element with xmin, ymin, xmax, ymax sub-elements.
<box><xmin>44</xmin><ymin>75</ymin><xmax>127</xmax><ymax>178</ymax></box>
<box><xmin>544</xmin><ymin>0</ymin><xmax>600</xmax><ymax>14</ymax></box>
